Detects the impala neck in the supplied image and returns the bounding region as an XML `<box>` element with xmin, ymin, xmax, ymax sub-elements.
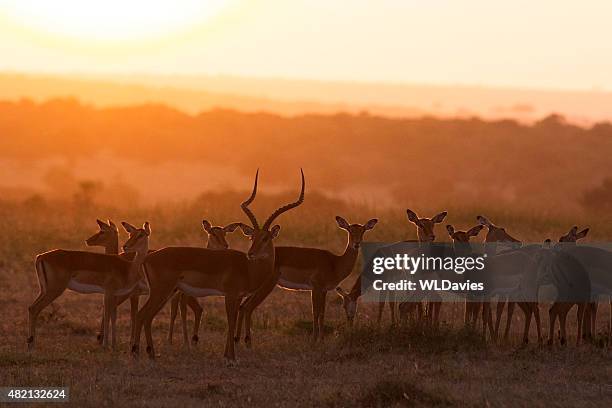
<box><xmin>104</xmin><ymin>236</ymin><xmax>120</xmax><ymax>255</ymax></box>
<box><xmin>248</xmin><ymin>246</ymin><xmax>276</xmax><ymax>283</ymax></box>
<box><xmin>127</xmin><ymin>245</ymin><xmax>149</xmax><ymax>282</ymax></box>
<box><xmin>336</xmin><ymin>241</ymin><xmax>359</xmax><ymax>280</ymax></box>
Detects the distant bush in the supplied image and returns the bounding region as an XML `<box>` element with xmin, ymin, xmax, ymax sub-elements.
<box><xmin>580</xmin><ymin>178</ymin><xmax>612</xmax><ymax>213</ymax></box>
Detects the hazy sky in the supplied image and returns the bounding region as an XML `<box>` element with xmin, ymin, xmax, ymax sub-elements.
<box><xmin>0</xmin><ymin>0</ymin><xmax>611</xmax><ymax>90</ymax></box>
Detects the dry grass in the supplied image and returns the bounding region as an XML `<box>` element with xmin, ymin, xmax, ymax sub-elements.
<box><xmin>0</xmin><ymin>197</ymin><xmax>611</xmax><ymax>407</ymax></box>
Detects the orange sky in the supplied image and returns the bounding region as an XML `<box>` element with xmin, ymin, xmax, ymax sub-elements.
<box><xmin>0</xmin><ymin>0</ymin><xmax>611</xmax><ymax>91</ymax></box>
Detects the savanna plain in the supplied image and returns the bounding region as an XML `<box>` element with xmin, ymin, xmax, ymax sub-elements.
<box><xmin>0</xmin><ymin>193</ymin><xmax>610</xmax><ymax>407</ymax></box>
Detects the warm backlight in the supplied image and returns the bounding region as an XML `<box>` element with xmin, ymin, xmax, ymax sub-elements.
<box><xmin>0</xmin><ymin>0</ymin><xmax>233</xmax><ymax>42</ymax></box>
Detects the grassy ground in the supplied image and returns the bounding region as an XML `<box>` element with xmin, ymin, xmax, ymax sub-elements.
<box><xmin>0</xmin><ymin>198</ymin><xmax>611</xmax><ymax>407</ymax></box>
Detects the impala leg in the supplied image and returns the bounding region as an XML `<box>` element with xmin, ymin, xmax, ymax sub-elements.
<box><xmin>486</xmin><ymin>303</ymin><xmax>495</xmax><ymax>342</ymax></box>
<box><xmin>576</xmin><ymin>303</ymin><xmax>585</xmax><ymax>346</ymax></box>
<box><xmin>318</xmin><ymin>290</ymin><xmax>328</xmax><ymax>341</ymax></box>
<box><xmin>494</xmin><ymin>299</ymin><xmax>505</xmax><ymax>339</ymax></box>
<box><xmin>389</xmin><ymin>291</ymin><xmax>396</xmax><ymax>326</ymax></box>
<box><xmin>470</xmin><ymin>303</ymin><xmax>478</xmax><ymax>328</ymax></box>
<box><xmin>97</xmin><ymin>292</ymin><xmax>130</xmax><ymax>344</ymax></box>
<box><xmin>503</xmin><ymin>302</ymin><xmax>515</xmax><ymax>341</ymax></box>
<box><xmin>548</xmin><ymin>304</ymin><xmax>557</xmax><ymax>346</ymax></box>
<box><xmin>185</xmin><ymin>295</ymin><xmax>203</xmax><ymax>345</ymax></box>
<box><xmin>521</xmin><ymin>303</ymin><xmax>532</xmax><ymax>345</ymax></box>
<box><xmin>235</xmin><ymin>294</ymin><xmax>252</xmax><ymax>343</ymax></box>
<box><xmin>581</xmin><ymin>303</ymin><xmax>590</xmax><ymax>340</ymax></box>
<box><xmin>533</xmin><ymin>303</ymin><xmax>542</xmax><ymax>345</ymax></box>
<box><xmin>109</xmin><ymin>296</ymin><xmax>118</xmax><ymax>350</ymax></box>
<box><xmin>97</xmin><ymin>307</ymin><xmax>105</xmax><ymax>344</ymax></box>
<box><xmin>241</xmin><ymin>279</ymin><xmax>277</xmax><ymax>348</ymax></box>
<box><xmin>224</xmin><ymin>296</ymin><xmax>240</xmax><ymax>362</ymax></box>
<box><xmin>559</xmin><ymin>306</ymin><xmax>568</xmax><ymax>346</ymax></box>
<box><xmin>591</xmin><ymin>302</ymin><xmax>598</xmax><ymax>337</ymax></box>
<box><xmin>433</xmin><ymin>302</ymin><xmax>441</xmax><ymax>329</ymax></box>
<box><xmin>377</xmin><ymin>298</ymin><xmax>385</xmax><ymax>326</ymax></box>
<box><xmin>417</xmin><ymin>302</ymin><xmax>424</xmax><ymax>326</ymax></box>
<box><xmin>481</xmin><ymin>303</ymin><xmax>487</xmax><ymax>339</ymax></box>
<box><xmin>27</xmin><ymin>287</ymin><xmax>65</xmax><ymax>351</ymax></box>
<box><xmin>168</xmin><ymin>292</ymin><xmax>180</xmax><ymax>345</ymax></box>
<box><xmin>129</xmin><ymin>295</ymin><xmax>139</xmax><ymax>344</ymax></box>
<box><xmin>145</xmin><ymin>296</ymin><xmax>172</xmax><ymax>358</ymax></box>
<box><xmin>311</xmin><ymin>290</ymin><xmax>321</xmax><ymax>341</ymax></box>
<box><xmin>102</xmin><ymin>292</ymin><xmax>112</xmax><ymax>349</ymax></box>
<box><xmin>180</xmin><ymin>294</ymin><xmax>189</xmax><ymax>348</ymax></box>
<box><xmin>584</xmin><ymin>302</ymin><xmax>596</xmax><ymax>340</ymax></box>
<box><xmin>132</xmin><ymin>287</ymin><xmax>174</xmax><ymax>358</ymax></box>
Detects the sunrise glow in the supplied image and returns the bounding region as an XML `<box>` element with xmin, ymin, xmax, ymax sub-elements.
<box><xmin>0</xmin><ymin>0</ymin><xmax>234</xmax><ymax>43</ymax></box>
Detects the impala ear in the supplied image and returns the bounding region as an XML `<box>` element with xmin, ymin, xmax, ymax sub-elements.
<box><xmin>406</xmin><ymin>209</ymin><xmax>419</xmax><ymax>224</ymax></box>
<box><xmin>202</xmin><ymin>220</ymin><xmax>212</xmax><ymax>233</ymax></box>
<box><xmin>96</xmin><ymin>219</ymin><xmax>109</xmax><ymax>230</ymax></box>
<box><xmin>238</xmin><ymin>224</ymin><xmax>255</xmax><ymax>237</ymax></box>
<box><xmin>223</xmin><ymin>223</ymin><xmax>241</xmax><ymax>233</ymax></box>
<box><xmin>108</xmin><ymin>220</ymin><xmax>118</xmax><ymax>231</ymax></box>
<box><xmin>364</xmin><ymin>218</ymin><xmax>378</xmax><ymax>230</ymax></box>
<box><xmin>576</xmin><ymin>228</ymin><xmax>589</xmax><ymax>239</ymax></box>
<box><xmin>335</xmin><ymin>216</ymin><xmax>350</xmax><ymax>230</ymax></box>
<box><xmin>476</xmin><ymin>215</ymin><xmax>492</xmax><ymax>227</ymax></box>
<box><xmin>270</xmin><ymin>224</ymin><xmax>281</xmax><ymax>239</ymax></box>
<box><xmin>446</xmin><ymin>225</ymin><xmax>455</xmax><ymax>236</ymax></box>
<box><xmin>569</xmin><ymin>226</ymin><xmax>578</xmax><ymax>234</ymax></box>
<box><xmin>121</xmin><ymin>221</ymin><xmax>137</xmax><ymax>234</ymax></box>
<box><xmin>467</xmin><ymin>225</ymin><xmax>484</xmax><ymax>237</ymax></box>
<box><xmin>432</xmin><ymin>211</ymin><xmax>448</xmax><ymax>223</ymax></box>
<box><xmin>143</xmin><ymin>222</ymin><xmax>151</xmax><ymax>236</ymax></box>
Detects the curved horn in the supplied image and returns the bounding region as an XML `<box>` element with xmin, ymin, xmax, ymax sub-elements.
<box><xmin>263</xmin><ymin>169</ymin><xmax>305</xmax><ymax>230</ymax></box>
<box><xmin>241</xmin><ymin>169</ymin><xmax>260</xmax><ymax>229</ymax></box>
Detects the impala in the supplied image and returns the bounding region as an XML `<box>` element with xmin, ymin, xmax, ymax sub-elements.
<box><xmin>476</xmin><ymin>215</ymin><xmax>541</xmax><ymax>343</ymax></box>
<box><xmin>85</xmin><ymin>219</ymin><xmax>139</xmax><ymax>343</ymax></box>
<box><xmin>131</xmin><ymin>169</ymin><xmax>305</xmax><ymax>361</ymax></box>
<box><xmin>547</xmin><ymin>226</ymin><xmax>590</xmax><ymax>345</ymax></box>
<box><xmin>167</xmin><ymin>220</ymin><xmax>244</xmax><ymax>346</ymax></box>
<box><xmin>88</xmin><ymin>220</ymin><xmax>204</xmax><ymax>346</ymax></box>
<box><xmin>445</xmin><ymin>224</ymin><xmax>486</xmax><ymax>331</ymax></box>
<box><xmin>28</xmin><ymin>221</ymin><xmax>150</xmax><ymax>350</ymax></box>
<box><xmin>258</xmin><ymin>216</ymin><xmax>377</xmax><ymax>341</ymax></box>
<box><xmin>559</xmin><ymin>227</ymin><xmax>593</xmax><ymax>339</ymax></box>
<box><xmin>401</xmin><ymin>209</ymin><xmax>448</xmax><ymax>326</ymax></box>
<box><xmin>341</xmin><ymin>209</ymin><xmax>447</xmax><ymax>327</ymax></box>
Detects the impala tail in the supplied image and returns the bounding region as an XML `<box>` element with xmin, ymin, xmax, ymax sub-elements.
<box><xmin>34</xmin><ymin>255</ymin><xmax>48</xmax><ymax>294</ymax></box>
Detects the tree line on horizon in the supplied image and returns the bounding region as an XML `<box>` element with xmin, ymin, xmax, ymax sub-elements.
<box><xmin>1</xmin><ymin>98</ymin><xmax>611</xmax><ymax>214</ymax></box>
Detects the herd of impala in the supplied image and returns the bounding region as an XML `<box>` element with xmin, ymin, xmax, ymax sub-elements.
<box><xmin>27</xmin><ymin>170</ymin><xmax>611</xmax><ymax>362</ymax></box>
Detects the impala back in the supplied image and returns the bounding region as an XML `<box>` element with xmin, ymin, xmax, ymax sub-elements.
<box><xmin>274</xmin><ymin>246</ymin><xmax>336</xmax><ymax>290</ymax></box>
<box><xmin>40</xmin><ymin>249</ymin><xmax>130</xmax><ymax>293</ymax></box>
<box><xmin>143</xmin><ymin>247</ymin><xmax>250</xmax><ymax>296</ymax></box>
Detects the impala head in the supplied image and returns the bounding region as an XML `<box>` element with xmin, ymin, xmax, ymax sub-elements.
<box><xmin>86</xmin><ymin>219</ymin><xmax>118</xmax><ymax>249</ymax></box>
<box><xmin>336</xmin><ymin>216</ymin><xmax>378</xmax><ymax>249</ymax></box>
<box><xmin>406</xmin><ymin>209</ymin><xmax>447</xmax><ymax>242</ymax></box>
<box><xmin>446</xmin><ymin>224</ymin><xmax>483</xmax><ymax>243</ymax></box>
<box><xmin>121</xmin><ymin>221</ymin><xmax>151</xmax><ymax>254</ymax></box>
<box><xmin>558</xmin><ymin>226</ymin><xmax>589</xmax><ymax>243</ymax></box>
<box><xmin>476</xmin><ymin>215</ymin><xmax>521</xmax><ymax>243</ymax></box>
<box><xmin>239</xmin><ymin>169</ymin><xmax>305</xmax><ymax>261</ymax></box>
<box><xmin>336</xmin><ymin>286</ymin><xmax>359</xmax><ymax>325</ymax></box>
<box><xmin>202</xmin><ymin>220</ymin><xmax>245</xmax><ymax>250</ymax></box>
